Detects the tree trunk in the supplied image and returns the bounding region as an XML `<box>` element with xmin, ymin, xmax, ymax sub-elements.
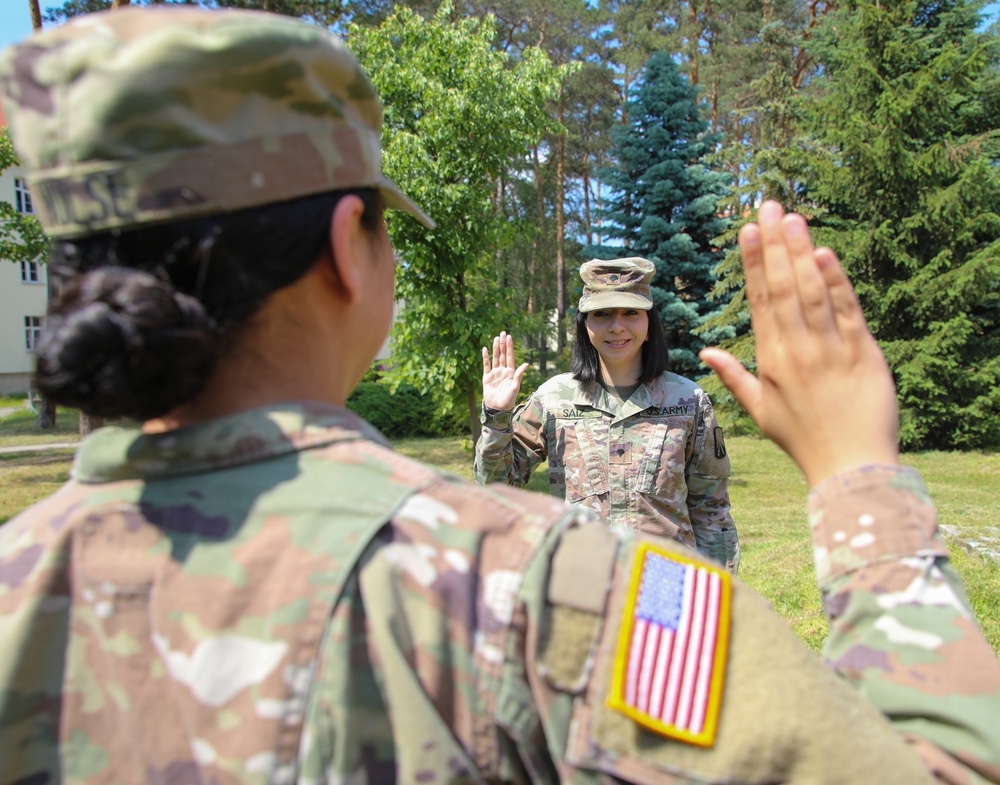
<box><xmin>710</xmin><ymin>77</ymin><xmax>719</xmax><ymax>133</ymax></box>
<box><xmin>36</xmin><ymin>265</ymin><xmax>56</xmax><ymax>429</ymax></box>
<box><xmin>621</xmin><ymin>70</ymin><xmax>630</xmax><ymax>126</ymax></box>
<box><xmin>110</xmin><ymin>0</ymin><xmax>131</xmax><ymax>7</ymax></box>
<box><xmin>495</xmin><ymin>174</ymin><xmax>508</xmax><ymax>289</ymax></box>
<box><xmin>28</xmin><ymin>0</ymin><xmax>42</xmax><ymax>31</ymax></box>
<box><xmin>531</xmin><ymin>144</ymin><xmax>548</xmax><ymax>376</ymax></box>
<box><xmin>555</xmin><ymin>97</ymin><xmax>566</xmax><ymax>358</ymax></box>
<box><xmin>466</xmin><ymin>379</ymin><xmax>481</xmax><ymax>445</ymax></box>
<box><xmin>79</xmin><ymin>413</ymin><xmax>105</xmax><ymax>436</ymax></box>
<box><xmin>618</xmin><ymin>70</ymin><xmax>632</xmax><ymax>252</ymax></box>
<box><xmin>36</xmin><ymin>398</ymin><xmax>56</xmax><ymax>429</ymax></box>
<box><xmin>596</xmin><ymin>170</ymin><xmax>603</xmax><ymax>247</ymax></box>
<box><xmin>531</xmin><ymin>145</ymin><xmax>543</xmax><ymax>318</ymax></box>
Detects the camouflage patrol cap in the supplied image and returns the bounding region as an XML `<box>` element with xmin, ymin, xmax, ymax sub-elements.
<box><xmin>0</xmin><ymin>6</ymin><xmax>434</xmax><ymax>239</ymax></box>
<box><xmin>578</xmin><ymin>257</ymin><xmax>655</xmax><ymax>312</ymax></box>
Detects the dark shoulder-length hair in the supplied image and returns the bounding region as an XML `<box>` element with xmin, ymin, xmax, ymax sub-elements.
<box><xmin>570</xmin><ymin>308</ymin><xmax>670</xmax><ymax>384</ymax></box>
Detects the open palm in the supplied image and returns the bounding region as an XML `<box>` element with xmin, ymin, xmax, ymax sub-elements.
<box><xmin>482</xmin><ymin>331</ymin><xmax>529</xmax><ymax>411</ymax></box>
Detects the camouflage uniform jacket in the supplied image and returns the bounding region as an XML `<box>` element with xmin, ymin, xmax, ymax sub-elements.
<box><xmin>474</xmin><ymin>372</ymin><xmax>740</xmax><ymax>572</ymax></box>
<box><xmin>2</xmin><ymin>403</ymin><xmax>998</xmax><ymax>785</ymax></box>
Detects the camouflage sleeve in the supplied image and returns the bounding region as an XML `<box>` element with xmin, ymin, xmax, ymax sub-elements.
<box><xmin>0</xmin><ymin>509</ymin><xmax>72</xmax><ymax>782</ymax></box>
<box><xmin>501</xmin><ymin>516</ymin><xmax>949</xmax><ymax>784</ymax></box>
<box><xmin>810</xmin><ymin>465</ymin><xmax>1000</xmax><ymax>784</ymax></box>
<box><xmin>473</xmin><ymin>395</ymin><xmax>548</xmax><ymax>488</ymax></box>
<box><xmin>686</xmin><ymin>390</ymin><xmax>739</xmax><ymax>575</ymax></box>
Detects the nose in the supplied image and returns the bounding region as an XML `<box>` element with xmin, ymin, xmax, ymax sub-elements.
<box><xmin>609</xmin><ymin>313</ymin><xmax>625</xmax><ymax>331</ymax></box>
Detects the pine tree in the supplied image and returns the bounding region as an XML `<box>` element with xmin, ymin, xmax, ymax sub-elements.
<box><xmin>700</xmin><ymin>0</ymin><xmax>831</xmax><ymax>361</ymax></box>
<box><xmin>596</xmin><ymin>51</ymin><xmax>731</xmax><ymax>376</ymax></box>
<box><xmin>802</xmin><ymin>0</ymin><xmax>1000</xmax><ymax>449</ymax></box>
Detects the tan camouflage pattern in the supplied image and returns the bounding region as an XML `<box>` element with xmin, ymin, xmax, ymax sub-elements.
<box><xmin>578</xmin><ymin>257</ymin><xmax>656</xmax><ymax>313</ymax></box>
<box><xmin>1</xmin><ymin>405</ymin><xmax>999</xmax><ymax>783</ymax></box>
<box><xmin>810</xmin><ymin>466</ymin><xmax>1000</xmax><ymax>785</ymax></box>
<box><xmin>475</xmin><ymin>371</ymin><xmax>741</xmax><ymax>574</ymax></box>
<box><xmin>0</xmin><ymin>7</ymin><xmax>434</xmax><ymax>239</ymax></box>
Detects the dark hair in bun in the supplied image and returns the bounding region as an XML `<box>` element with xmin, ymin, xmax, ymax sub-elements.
<box><xmin>36</xmin><ymin>269</ymin><xmax>217</xmax><ymax>421</ymax></box>
<box><xmin>35</xmin><ymin>188</ymin><xmax>381</xmax><ymax>420</ymax></box>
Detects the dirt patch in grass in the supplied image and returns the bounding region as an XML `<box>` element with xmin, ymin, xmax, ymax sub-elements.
<box><xmin>0</xmin><ymin>452</ymin><xmax>75</xmax><ymax>467</ymax></box>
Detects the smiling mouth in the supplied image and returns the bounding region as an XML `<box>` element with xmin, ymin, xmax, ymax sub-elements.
<box><xmin>605</xmin><ymin>339</ymin><xmax>631</xmax><ymax>347</ymax></box>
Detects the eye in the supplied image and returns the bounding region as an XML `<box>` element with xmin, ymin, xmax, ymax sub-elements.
<box><xmin>591</xmin><ymin>310</ymin><xmax>609</xmax><ymax>318</ymax></box>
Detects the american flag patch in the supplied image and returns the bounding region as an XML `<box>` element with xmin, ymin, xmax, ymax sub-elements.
<box><xmin>607</xmin><ymin>543</ymin><xmax>731</xmax><ymax>746</ymax></box>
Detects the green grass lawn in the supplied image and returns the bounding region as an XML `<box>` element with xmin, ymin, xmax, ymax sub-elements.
<box><xmin>3</xmin><ymin>416</ymin><xmax>998</xmax><ymax>656</ymax></box>
<box><xmin>0</xmin><ymin>404</ymin><xmax>80</xmax><ymax>524</ymax></box>
<box><xmin>0</xmin><ymin>403</ymin><xmax>81</xmax><ymax>446</ymax></box>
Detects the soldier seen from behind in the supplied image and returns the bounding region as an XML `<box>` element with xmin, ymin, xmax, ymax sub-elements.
<box><xmin>1</xmin><ymin>7</ymin><xmax>998</xmax><ymax>785</ymax></box>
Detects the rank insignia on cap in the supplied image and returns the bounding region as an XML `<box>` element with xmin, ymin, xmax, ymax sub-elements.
<box><xmin>607</xmin><ymin>543</ymin><xmax>731</xmax><ymax>746</ymax></box>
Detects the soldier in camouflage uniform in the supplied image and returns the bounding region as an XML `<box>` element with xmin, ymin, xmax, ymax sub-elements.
<box><xmin>475</xmin><ymin>259</ymin><xmax>740</xmax><ymax>573</ymax></box>
<box><xmin>1</xmin><ymin>7</ymin><xmax>999</xmax><ymax>785</ymax></box>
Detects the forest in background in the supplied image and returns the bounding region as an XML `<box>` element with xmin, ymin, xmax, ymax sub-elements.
<box><xmin>7</xmin><ymin>0</ymin><xmax>1000</xmax><ymax>448</ymax></box>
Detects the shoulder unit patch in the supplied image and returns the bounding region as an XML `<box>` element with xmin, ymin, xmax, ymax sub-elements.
<box><xmin>607</xmin><ymin>543</ymin><xmax>731</xmax><ymax>747</ymax></box>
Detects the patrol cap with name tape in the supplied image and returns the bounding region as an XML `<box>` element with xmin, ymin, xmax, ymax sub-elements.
<box><xmin>578</xmin><ymin>257</ymin><xmax>656</xmax><ymax>313</ymax></box>
<box><xmin>0</xmin><ymin>6</ymin><xmax>435</xmax><ymax>239</ymax></box>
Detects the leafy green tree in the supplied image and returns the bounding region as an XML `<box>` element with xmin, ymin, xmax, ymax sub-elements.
<box><xmin>595</xmin><ymin>51</ymin><xmax>731</xmax><ymax>376</ymax></box>
<box><xmin>800</xmin><ymin>0</ymin><xmax>1000</xmax><ymax>450</ymax></box>
<box><xmin>349</xmin><ymin>3</ymin><xmax>568</xmax><ymax>439</ymax></box>
<box><xmin>0</xmin><ymin>131</ymin><xmax>48</xmax><ymax>269</ymax></box>
<box><xmin>460</xmin><ymin>0</ymin><xmax>611</xmax><ymax>359</ymax></box>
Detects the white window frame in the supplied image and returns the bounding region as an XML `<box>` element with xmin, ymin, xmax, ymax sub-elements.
<box><xmin>20</xmin><ymin>260</ymin><xmax>42</xmax><ymax>284</ymax></box>
<box><xmin>25</xmin><ymin>316</ymin><xmax>43</xmax><ymax>352</ymax></box>
<box><xmin>14</xmin><ymin>177</ymin><xmax>34</xmax><ymax>215</ymax></box>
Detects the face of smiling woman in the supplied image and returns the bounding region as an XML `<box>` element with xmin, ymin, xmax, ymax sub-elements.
<box><xmin>586</xmin><ymin>307</ymin><xmax>650</xmax><ymax>381</ymax></box>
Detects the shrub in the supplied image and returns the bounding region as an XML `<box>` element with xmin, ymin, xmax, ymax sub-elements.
<box><xmin>696</xmin><ymin>372</ymin><xmax>761</xmax><ymax>439</ymax></box>
<box><xmin>347</xmin><ymin>381</ymin><xmax>464</xmax><ymax>439</ymax></box>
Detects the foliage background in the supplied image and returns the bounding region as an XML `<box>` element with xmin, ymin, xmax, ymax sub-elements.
<box><xmin>4</xmin><ymin>0</ymin><xmax>999</xmax><ymax>450</ymax></box>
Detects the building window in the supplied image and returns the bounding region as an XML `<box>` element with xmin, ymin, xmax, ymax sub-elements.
<box><xmin>20</xmin><ymin>260</ymin><xmax>41</xmax><ymax>283</ymax></box>
<box><xmin>25</xmin><ymin>316</ymin><xmax>43</xmax><ymax>352</ymax></box>
<box><xmin>14</xmin><ymin>178</ymin><xmax>34</xmax><ymax>214</ymax></box>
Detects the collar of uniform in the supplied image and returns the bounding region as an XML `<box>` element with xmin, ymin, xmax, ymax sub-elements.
<box><xmin>71</xmin><ymin>402</ymin><xmax>389</xmax><ymax>483</ymax></box>
<box><xmin>571</xmin><ymin>379</ymin><xmax>655</xmax><ymax>423</ymax></box>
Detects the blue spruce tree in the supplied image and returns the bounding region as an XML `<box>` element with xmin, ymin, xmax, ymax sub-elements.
<box><xmin>595</xmin><ymin>51</ymin><xmax>731</xmax><ymax>376</ymax></box>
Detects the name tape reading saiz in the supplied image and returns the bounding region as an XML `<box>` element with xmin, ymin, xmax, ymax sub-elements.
<box><xmin>559</xmin><ymin>405</ymin><xmax>692</xmax><ymax>419</ymax></box>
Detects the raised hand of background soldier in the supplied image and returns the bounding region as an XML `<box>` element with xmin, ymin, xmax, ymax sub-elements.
<box><xmin>481</xmin><ymin>330</ymin><xmax>529</xmax><ymax>412</ymax></box>
<box><xmin>700</xmin><ymin>201</ymin><xmax>900</xmax><ymax>488</ymax></box>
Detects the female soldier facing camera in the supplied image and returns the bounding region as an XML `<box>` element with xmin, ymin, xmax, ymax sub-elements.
<box><xmin>476</xmin><ymin>257</ymin><xmax>740</xmax><ymax>574</ymax></box>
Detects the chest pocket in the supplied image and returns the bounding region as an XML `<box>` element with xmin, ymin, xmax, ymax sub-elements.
<box><xmin>631</xmin><ymin>415</ymin><xmax>693</xmax><ymax>499</ymax></box>
<box><xmin>552</xmin><ymin>415</ymin><xmax>611</xmax><ymax>503</ymax></box>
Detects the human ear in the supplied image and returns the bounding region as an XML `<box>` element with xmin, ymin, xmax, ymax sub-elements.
<box><xmin>325</xmin><ymin>194</ymin><xmax>367</xmax><ymax>305</ymax></box>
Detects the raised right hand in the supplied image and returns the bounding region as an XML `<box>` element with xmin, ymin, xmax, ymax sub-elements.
<box><xmin>699</xmin><ymin>202</ymin><xmax>899</xmax><ymax>488</ymax></box>
<box><xmin>482</xmin><ymin>331</ymin><xmax>529</xmax><ymax>412</ymax></box>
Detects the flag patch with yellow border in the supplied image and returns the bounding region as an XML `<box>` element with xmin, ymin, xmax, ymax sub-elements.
<box><xmin>607</xmin><ymin>543</ymin><xmax>731</xmax><ymax>746</ymax></box>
